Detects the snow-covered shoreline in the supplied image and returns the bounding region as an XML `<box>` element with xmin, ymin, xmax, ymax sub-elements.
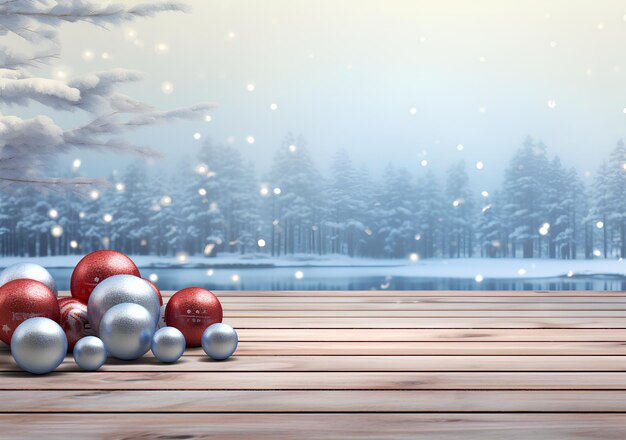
<box><xmin>1</xmin><ymin>254</ymin><xmax>625</xmax><ymax>280</ymax></box>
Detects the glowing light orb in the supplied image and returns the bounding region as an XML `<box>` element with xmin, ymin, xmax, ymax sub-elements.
<box><xmin>70</xmin><ymin>240</ymin><xmax>78</xmax><ymax>249</ymax></box>
<box><xmin>50</xmin><ymin>225</ymin><xmax>63</xmax><ymax>238</ymax></box>
<box><xmin>294</xmin><ymin>270</ymin><xmax>304</xmax><ymax>280</ymax></box>
<box><xmin>103</xmin><ymin>213</ymin><xmax>113</xmax><ymax>223</ymax></box>
<box><xmin>161</xmin><ymin>81</ymin><xmax>174</xmax><ymax>94</ymax></box>
<box><xmin>149</xmin><ymin>273</ymin><xmax>158</xmax><ymax>283</ymax></box>
<box><xmin>475</xmin><ymin>274</ymin><xmax>484</xmax><ymax>283</ymax></box>
<box><xmin>257</xmin><ymin>239</ymin><xmax>266</xmax><ymax>248</ymax></box>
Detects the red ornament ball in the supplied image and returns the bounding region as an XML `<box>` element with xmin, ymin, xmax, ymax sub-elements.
<box><xmin>144</xmin><ymin>278</ymin><xmax>163</xmax><ymax>306</ymax></box>
<box><xmin>0</xmin><ymin>279</ymin><xmax>59</xmax><ymax>345</ymax></box>
<box><xmin>58</xmin><ymin>298</ymin><xmax>92</xmax><ymax>350</ymax></box>
<box><xmin>70</xmin><ymin>250</ymin><xmax>140</xmax><ymax>302</ymax></box>
<box><xmin>165</xmin><ymin>287</ymin><xmax>223</xmax><ymax>347</ymax></box>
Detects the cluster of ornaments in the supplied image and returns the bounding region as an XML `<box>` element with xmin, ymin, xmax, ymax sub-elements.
<box><xmin>0</xmin><ymin>251</ymin><xmax>238</xmax><ymax>374</ymax></box>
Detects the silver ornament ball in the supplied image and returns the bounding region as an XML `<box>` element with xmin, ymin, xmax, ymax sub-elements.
<box><xmin>99</xmin><ymin>303</ymin><xmax>155</xmax><ymax>360</ymax></box>
<box><xmin>201</xmin><ymin>323</ymin><xmax>238</xmax><ymax>361</ymax></box>
<box><xmin>0</xmin><ymin>262</ymin><xmax>58</xmax><ymax>296</ymax></box>
<box><xmin>151</xmin><ymin>326</ymin><xmax>186</xmax><ymax>363</ymax></box>
<box><xmin>11</xmin><ymin>317</ymin><xmax>67</xmax><ymax>374</ymax></box>
<box><xmin>73</xmin><ymin>336</ymin><xmax>107</xmax><ymax>371</ymax></box>
<box><xmin>88</xmin><ymin>274</ymin><xmax>160</xmax><ymax>334</ymax></box>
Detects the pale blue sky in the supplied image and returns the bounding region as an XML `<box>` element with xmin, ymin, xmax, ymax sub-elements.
<box><xmin>6</xmin><ymin>0</ymin><xmax>626</xmax><ymax>191</ymax></box>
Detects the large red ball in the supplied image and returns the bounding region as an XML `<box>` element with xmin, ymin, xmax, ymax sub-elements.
<box><xmin>144</xmin><ymin>278</ymin><xmax>163</xmax><ymax>306</ymax></box>
<box><xmin>58</xmin><ymin>298</ymin><xmax>92</xmax><ymax>351</ymax></box>
<box><xmin>70</xmin><ymin>250</ymin><xmax>140</xmax><ymax>302</ymax></box>
<box><xmin>0</xmin><ymin>279</ymin><xmax>60</xmax><ymax>345</ymax></box>
<box><xmin>165</xmin><ymin>287</ymin><xmax>223</xmax><ymax>347</ymax></box>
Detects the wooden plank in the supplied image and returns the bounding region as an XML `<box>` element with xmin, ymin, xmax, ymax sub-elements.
<box><xmin>3</xmin><ymin>355</ymin><xmax>626</xmax><ymax>373</ymax></box>
<box><xmin>233</xmin><ymin>328</ymin><xmax>626</xmax><ymax>342</ymax></box>
<box><xmin>3</xmin><ymin>372</ymin><xmax>626</xmax><ymax>390</ymax></box>
<box><xmin>230</xmin><ymin>341</ymin><xmax>626</xmax><ymax>355</ymax></box>
<box><xmin>59</xmin><ymin>290</ymin><xmax>626</xmax><ymax>298</ymax></box>
<box><xmin>223</xmin><ymin>310</ymin><xmax>626</xmax><ymax>317</ymax></box>
<box><xmin>217</xmin><ymin>296</ymin><xmax>626</xmax><ymax>303</ymax></box>
<box><xmin>5</xmin><ymin>390</ymin><xmax>626</xmax><ymax>412</ymax></box>
<box><xmin>2</xmin><ymin>413</ymin><xmax>626</xmax><ymax>440</ymax></box>
<box><xmin>211</xmin><ymin>290</ymin><xmax>626</xmax><ymax>297</ymax></box>
<box><xmin>224</xmin><ymin>317</ymin><xmax>626</xmax><ymax>328</ymax></box>
<box><xmin>221</xmin><ymin>302</ymin><xmax>626</xmax><ymax>311</ymax></box>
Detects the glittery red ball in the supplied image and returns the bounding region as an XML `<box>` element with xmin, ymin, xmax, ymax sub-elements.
<box><xmin>0</xmin><ymin>279</ymin><xmax>60</xmax><ymax>345</ymax></box>
<box><xmin>144</xmin><ymin>278</ymin><xmax>163</xmax><ymax>306</ymax></box>
<box><xmin>58</xmin><ymin>298</ymin><xmax>92</xmax><ymax>351</ymax></box>
<box><xmin>70</xmin><ymin>250</ymin><xmax>140</xmax><ymax>302</ymax></box>
<box><xmin>165</xmin><ymin>287</ymin><xmax>223</xmax><ymax>347</ymax></box>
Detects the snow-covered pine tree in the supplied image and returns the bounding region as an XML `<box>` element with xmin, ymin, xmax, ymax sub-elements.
<box><xmin>414</xmin><ymin>169</ymin><xmax>443</xmax><ymax>258</ymax></box>
<box><xmin>502</xmin><ymin>137</ymin><xmax>551</xmax><ymax>258</ymax></box>
<box><xmin>444</xmin><ymin>161</ymin><xmax>475</xmax><ymax>257</ymax></box>
<box><xmin>606</xmin><ymin>140</ymin><xmax>626</xmax><ymax>258</ymax></box>
<box><xmin>269</xmin><ymin>134</ymin><xmax>323</xmax><ymax>255</ymax></box>
<box><xmin>327</xmin><ymin>150</ymin><xmax>367</xmax><ymax>256</ymax></box>
<box><xmin>590</xmin><ymin>161</ymin><xmax>611</xmax><ymax>258</ymax></box>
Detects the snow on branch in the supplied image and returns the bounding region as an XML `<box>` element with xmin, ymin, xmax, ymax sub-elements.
<box><xmin>0</xmin><ymin>1</ymin><xmax>212</xmax><ymax>189</ymax></box>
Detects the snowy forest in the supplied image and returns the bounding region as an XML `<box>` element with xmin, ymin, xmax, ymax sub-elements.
<box><xmin>0</xmin><ymin>134</ymin><xmax>624</xmax><ymax>261</ymax></box>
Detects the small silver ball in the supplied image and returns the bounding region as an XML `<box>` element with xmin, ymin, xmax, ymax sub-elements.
<box><xmin>73</xmin><ymin>336</ymin><xmax>107</xmax><ymax>371</ymax></box>
<box><xmin>88</xmin><ymin>274</ymin><xmax>160</xmax><ymax>334</ymax></box>
<box><xmin>151</xmin><ymin>326</ymin><xmax>186</xmax><ymax>363</ymax></box>
<box><xmin>11</xmin><ymin>317</ymin><xmax>67</xmax><ymax>374</ymax></box>
<box><xmin>0</xmin><ymin>262</ymin><xmax>57</xmax><ymax>296</ymax></box>
<box><xmin>99</xmin><ymin>303</ymin><xmax>155</xmax><ymax>360</ymax></box>
<box><xmin>201</xmin><ymin>323</ymin><xmax>238</xmax><ymax>361</ymax></box>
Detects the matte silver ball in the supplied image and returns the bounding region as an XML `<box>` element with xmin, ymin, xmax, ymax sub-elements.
<box><xmin>151</xmin><ymin>326</ymin><xmax>186</xmax><ymax>363</ymax></box>
<box><xmin>0</xmin><ymin>262</ymin><xmax>57</xmax><ymax>296</ymax></box>
<box><xmin>73</xmin><ymin>336</ymin><xmax>107</xmax><ymax>371</ymax></box>
<box><xmin>99</xmin><ymin>303</ymin><xmax>155</xmax><ymax>360</ymax></box>
<box><xmin>88</xmin><ymin>274</ymin><xmax>160</xmax><ymax>334</ymax></box>
<box><xmin>11</xmin><ymin>317</ymin><xmax>67</xmax><ymax>374</ymax></box>
<box><xmin>201</xmin><ymin>323</ymin><xmax>238</xmax><ymax>361</ymax></box>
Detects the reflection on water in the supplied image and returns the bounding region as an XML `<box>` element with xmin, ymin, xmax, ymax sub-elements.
<box><xmin>47</xmin><ymin>267</ymin><xmax>626</xmax><ymax>291</ymax></box>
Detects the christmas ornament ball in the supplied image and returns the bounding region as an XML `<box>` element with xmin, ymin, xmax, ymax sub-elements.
<box><xmin>73</xmin><ymin>336</ymin><xmax>107</xmax><ymax>371</ymax></box>
<box><xmin>0</xmin><ymin>262</ymin><xmax>58</xmax><ymax>296</ymax></box>
<box><xmin>99</xmin><ymin>303</ymin><xmax>155</xmax><ymax>360</ymax></box>
<box><xmin>165</xmin><ymin>287</ymin><xmax>223</xmax><ymax>347</ymax></box>
<box><xmin>58</xmin><ymin>298</ymin><xmax>92</xmax><ymax>350</ymax></box>
<box><xmin>0</xmin><ymin>279</ymin><xmax>60</xmax><ymax>345</ymax></box>
<box><xmin>88</xmin><ymin>274</ymin><xmax>161</xmax><ymax>334</ymax></box>
<box><xmin>151</xmin><ymin>326</ymin><xmax>186</xmax><ymax>363</ymax></box>
<box><xmin>11</xmin><ymin>317</ymin><xmax>67</xmax><ymax>374</ymax></box>
<box><xmin>201</xmin><ymin>323</ymin><xmax>238</xmax><ymax>361</ymax></box>
<box><xmin>70</xmin><ymin>250</ymin><xmax>140</xmax><ymax>302</ymax></box>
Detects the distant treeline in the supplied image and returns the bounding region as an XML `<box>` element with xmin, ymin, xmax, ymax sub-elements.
<box><xmin>0</xmin><ymin>135</ymin><xmax>623</xmax><ymax>260</ymax></box>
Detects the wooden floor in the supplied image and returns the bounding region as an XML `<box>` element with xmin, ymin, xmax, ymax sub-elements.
<box><xmin>2</xmin><ymin>290</ymin><xmax>626</xmax><ymax>439</ymax></box>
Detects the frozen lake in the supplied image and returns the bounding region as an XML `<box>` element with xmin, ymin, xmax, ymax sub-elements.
<box><xmin>45</xmin><ymin>266</ymin><xmax>626</xmax><ymax>291</ymax></box>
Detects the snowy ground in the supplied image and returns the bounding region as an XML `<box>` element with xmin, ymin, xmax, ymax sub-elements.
<box><xmin>0</xmin><ymin>254</ymin><xmax>625</xmax><ymax>279</ymax></box>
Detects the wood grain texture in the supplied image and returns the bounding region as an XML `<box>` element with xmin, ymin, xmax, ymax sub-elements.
<box><xmin>2</xmin><ymin>414</ymin><xmax>626</xmax><ymax>440</ymax></box>
<box><xmin>4</xmin><ymin>290</ymin><xmax>626</xmax><ymax>439</ymax></box>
